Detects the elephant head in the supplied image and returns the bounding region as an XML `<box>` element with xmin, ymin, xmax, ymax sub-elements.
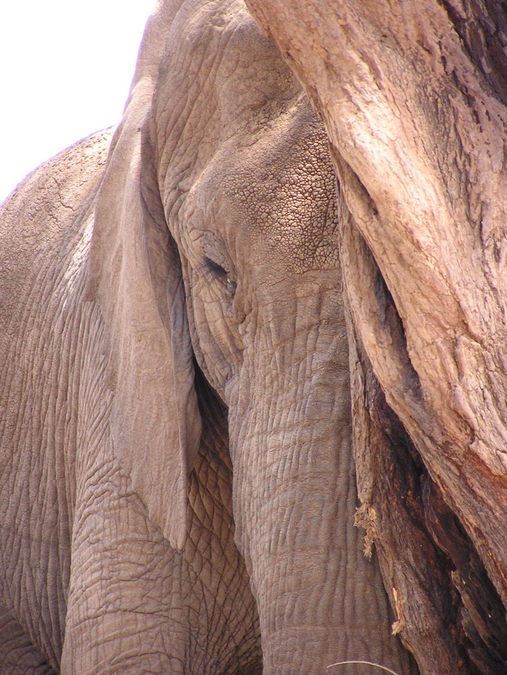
<box><xmin>86</xmin><ymin>0</ymin><xmax>414</xmax><ymax>671</ymax></box>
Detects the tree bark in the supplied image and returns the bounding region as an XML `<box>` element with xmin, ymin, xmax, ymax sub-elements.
<box><xmin>245</xmin><ymin>1</ymin><xmax>507</xmax><ymax>672</ymax></box>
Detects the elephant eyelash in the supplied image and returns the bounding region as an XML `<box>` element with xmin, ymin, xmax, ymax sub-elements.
<box><xmin>204</xmin><ymin>256</ymin><xmax>228</xmax><ymax>279</ymax></box>
<box><xmin>204</xmin><ymin>256</ymin><xmax>237</xmax><ymax>295</ymax></box>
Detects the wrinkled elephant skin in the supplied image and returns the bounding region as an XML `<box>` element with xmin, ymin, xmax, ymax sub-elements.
<box><xmin>0</xmin><ymin>1</ymin><xmax>416</xmax><ymax>673</ymax></box>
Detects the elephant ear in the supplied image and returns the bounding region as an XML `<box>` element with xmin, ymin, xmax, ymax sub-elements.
<box><xmin>87</xmin><ymin>4</ymin><xmax>200</xmax><ymax>550</ymax></box>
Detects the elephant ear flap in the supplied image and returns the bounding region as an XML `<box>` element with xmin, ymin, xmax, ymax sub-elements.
<box><xmin>88</xmin><ymin>119</ymin><xmax>201</xmax><ymax>551</ymax></box>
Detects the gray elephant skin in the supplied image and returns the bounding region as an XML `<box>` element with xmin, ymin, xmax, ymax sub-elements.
<box><xmin>0</xmin><ymin>1</ymin><xmax>416</xmax><ymax>673</ymax></box>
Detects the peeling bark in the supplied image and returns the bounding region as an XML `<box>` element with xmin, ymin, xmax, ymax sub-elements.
<box><xmin>245</xmin><ymin>1</ymin><xmax>507</xmax><ymax>672</ymax></box>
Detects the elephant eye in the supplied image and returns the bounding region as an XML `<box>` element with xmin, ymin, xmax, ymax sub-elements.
<box><xmin>204</xmin><ymin>256</ymin><xmax>228</xmax><ymax>279</ymax></box>
<box><xmin>204</xmin><ymin>256</ymin><xmax>237</xmax><ymax>295</ymax></box>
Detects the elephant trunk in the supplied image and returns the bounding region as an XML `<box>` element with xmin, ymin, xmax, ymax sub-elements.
<box><xmin>226</xmin><ymin>285</ymin><xmax>411</xmax><ymax>673</ymax></box>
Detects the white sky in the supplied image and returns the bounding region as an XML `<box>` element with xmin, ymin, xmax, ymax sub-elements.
<box><xmin>0</xmin><ymin>1</ymin><xmax>157</xmax><ymax>202</ymax></box>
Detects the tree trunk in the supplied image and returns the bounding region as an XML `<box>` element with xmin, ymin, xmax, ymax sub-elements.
<box><xmin>245</xmin><ymin>1</ymin><xmax>507</xmax><ymax>672</ymax></box>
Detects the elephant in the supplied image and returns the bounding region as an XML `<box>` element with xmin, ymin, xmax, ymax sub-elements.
<box><xmin>0</xmin><ymin>1</ymin><xmax>418</xmax><ymax>673</ymax></box>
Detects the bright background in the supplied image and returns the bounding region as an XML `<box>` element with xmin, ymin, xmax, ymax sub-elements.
<box><xmin>0</xmin><ymin>1</ymin><xmax>156</xmax><ymax>202</ymax></box>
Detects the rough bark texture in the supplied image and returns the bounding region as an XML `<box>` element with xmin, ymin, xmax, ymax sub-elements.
<box><xmin>245</xmin><ymin>1</ymin><xmax>507</xmax><ymax>672</ymax></box>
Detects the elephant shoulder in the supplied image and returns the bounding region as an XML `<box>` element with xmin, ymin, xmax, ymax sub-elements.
<box><xmin>0</xmin><ymin>128</ymin><xmax>113</xmax><ymax>334</ymax></box>
<box><xmin>0</xmin><ymin>128</ymin><xmax>113</xmax><ymax>246</ymax></box>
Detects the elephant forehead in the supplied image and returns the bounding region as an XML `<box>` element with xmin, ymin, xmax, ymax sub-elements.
<box><xmin>156</xmin><ymin>0</ymin><xmax>302</xmax><ymax>213</ymax></box>
<box><xmin>172</xmin><ymin>0</ymin><xmax>295</xmax><ymax>109</ymax></box>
